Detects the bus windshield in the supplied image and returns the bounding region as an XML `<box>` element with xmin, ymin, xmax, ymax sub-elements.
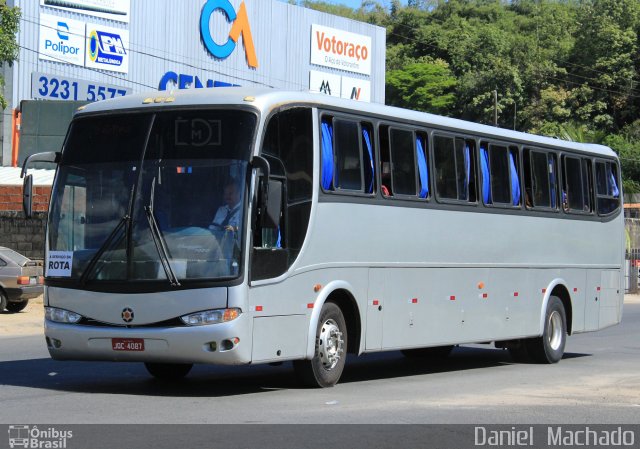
<box><xmin>47</xmin><ymin>109</ymin><xmax>256</xmax><ymax>286</ymax></box>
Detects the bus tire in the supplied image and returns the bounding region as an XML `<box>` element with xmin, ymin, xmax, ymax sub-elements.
<box><xmin>401</xmin><ymin>345</ymin><xmax>453</xmax><ymax>359</ymax></box>
<box><xmin>526</xmin><ymin>295</ymin><xmax>567</xmax><ymax>364</ymax></box>
<box><xmin>294</xmin><ymin>302</ymin><xmax>347</xmax><ymax>388</ymax></box>
<box><xmin>144</xmin><ymin>362</ymin><xmax>193</xmax><ymax>380</ymax></box>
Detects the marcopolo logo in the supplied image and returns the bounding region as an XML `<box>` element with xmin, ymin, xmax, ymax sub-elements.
<box><xmin>8</xmin><ymin>425</ymin><xmax>73</xmax><ymax>449</ymax></box>
<box><xmin>200</xmin><ymin>0</ymin><xmax>258</xmax><ymax>68</ymax></box>
<box><xmin>88</xmin><ymin>29</ymin><xmax>126</xmax><ymax>66</ymax></box>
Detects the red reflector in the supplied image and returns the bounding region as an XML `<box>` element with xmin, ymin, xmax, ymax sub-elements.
<box><xmin>307</xmin><ymin>303</ymin><xmax>314</xmax><ymax>309</ymax></box>
<box><xmin>482</xmin><ymin>293</ymin><xmax>488</xmax><ymax>299</ymax></box>
<box><xmin>372</xmin><ymin>300</ymin><xmax>379</xmax><ymax>306</ymax></box>
<box><xmin>573</xmin><ymin>288</ymin><xmax>578</xmax><ymax>292</ymax></box>
<box><xmin>596</xmin><ymin>287</ymin><xmax>601</xmax><ymax>292</ymax></box>
<box><xmin>255</xmin><ymin>305</ymin><xmax>263</xmax><ymax>312</ymax></box>
<box><xmin>514</xmin><ymin>292</ymin><xmax>519</xmax><ymax>297</ymax></box>
<box><xmin>542</xmin><ymin>288</ymin><xmax>546</xmax><ymax>294</ymax></box>
<box><xmin>449</xmin><ymin>296</ymin><xmax>456</xmax><ymax>301</ymax></box>
<box><xmin>412</xmin><ymin>298</ymin><xmax>418</xmax><ymax>304</ymax></box>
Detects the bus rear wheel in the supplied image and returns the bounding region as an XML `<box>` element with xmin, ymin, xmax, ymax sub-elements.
<box><xmin>294</xmin><ymin>302</ymin><xmax>347</xmax><ymax>388</ymax></box>
<box><xmin>144</xmin><ymin>362</ymin><xmax>193</xmax><ymax>380</ymax></box>
<box><xmin>511</xmin><ymin>296</ymin><xmax>566</xmax><ymax>364</ymax></box>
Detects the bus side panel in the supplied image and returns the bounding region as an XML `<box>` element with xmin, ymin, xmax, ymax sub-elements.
<box><xmin>600</xmin><ymin>269</ymin><xmax>622</xmax><ymax>329</ymax></box>
<box><xmin>379</xmin><ymin>268</ymin><xmax>543</xmax><ymax>350</ymax></box>
<box><xmin>249</xmin><ymin>268</ymin><xmax>369</xmax><ymax>361</ymax></box>
<box><xmin>584</xmin><ymin>270</ymin><xmax>601</xmax><ymax>331</ymax></box>
<box><xmin>365</xmin><ymin>268</ymin><xmax>384</xmax><ymax>350</ymax></box>
<box><xmin>251</xmin><ymin>315</ymin><xmax>308</xmax><ymax>363</ymax></box>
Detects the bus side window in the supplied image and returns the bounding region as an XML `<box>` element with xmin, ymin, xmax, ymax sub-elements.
<box><xmin>416</xmin><ymin>133</ymin><xmax>429</xmax><ymax>199</ymax></box>
<box><xmin>322</xmin><ymin>117</ymin><xmax>374</xmax><ymax>194</ymax></box>
<box><xmin>481</xmin><ymin>143</ymin><xmax>520</xmax><ymax>207</ymax></box>
<box><xmin>595</xmin><ymin>160</ymin><xmax>620</xmax><ymax>215</ymax></box>
<box><xmin>524</xmin><ymin>149</ymin><xmax>556</xmax><ymax>210</ymax></box>
<box><xmin>460</xmin><ymin>139</ymin><xmax>477</xmax><ymax>202</ymax></box>
<box><xmin>433</xmin><ymin>135</ymin><xmax>457</xmax><ymax>200</ymax></box>
<box><xmin>379</xmin><ymin>125</ymin><xmax>392</xmax><ymax>196</ymax></box>
<box><xmin>433</xmin><ymin>135</ymin><xmax>475</xmax><ymax>202</ymax></box>
<box><xmin>389</xmin><ymin>128</ymin><xmax>418</xmax><ymax>197</ymax></box>
<box><xmin>334</xmin><ymin>119</ymin><xmax>364</xmax><ymax>192</ymax></box>
<box><xmin>561</xmin><ymin>155</ymin><xmax>590</xmax><ymax>213</ymax></box>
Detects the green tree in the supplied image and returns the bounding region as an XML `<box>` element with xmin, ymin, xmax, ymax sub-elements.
<box><xmin>0</xmin><ymin>0</ymin><xmax>20</xmax><ymax>110</ymax></box>
<box><xmin>386</xmin><ymin>60</ymin><xmax>456</xmax><ymax>114</ymax></box>
<box><xmin>569</xmin><ymin>0</ymin><xmax>640</xmax><ymax>131</ymax></box>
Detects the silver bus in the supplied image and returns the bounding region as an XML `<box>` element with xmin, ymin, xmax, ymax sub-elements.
<box><xmin>23</xmin><ymin>88</ymin><xmax>624</xmax><ymax>387</ymax></box>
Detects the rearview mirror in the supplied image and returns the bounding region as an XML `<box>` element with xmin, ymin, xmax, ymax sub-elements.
<box><xmin>20</xmin><ymin>151</ymin><xmax>61</xmax><ymax>219</ymax></box>
<box><xmin>22</xmin><ymin>174</ymin><xmax>33</xmax><ymax>219</ymax></box>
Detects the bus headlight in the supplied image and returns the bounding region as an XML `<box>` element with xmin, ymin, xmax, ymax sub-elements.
<box><xmin>45</xmin><ymin>307</ymin><xmax>82</xmax><ymax>324</ymax></box>
<box><xmin>180</xmin><ymin>308</ymin><xmax>241</xmax><ymax>326</ymax></box>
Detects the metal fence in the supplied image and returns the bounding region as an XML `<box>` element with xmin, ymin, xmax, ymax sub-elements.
<box><xmin>625</xmin><ymin>218</ymin><xmax>640</xmax><ymax>293</ymax></box>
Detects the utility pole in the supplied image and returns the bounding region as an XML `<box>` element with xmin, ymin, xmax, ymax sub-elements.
<box><xmin>493</xmin><ymin>90</ymin><xmax>498</xmax><ymax>127</ymax></box>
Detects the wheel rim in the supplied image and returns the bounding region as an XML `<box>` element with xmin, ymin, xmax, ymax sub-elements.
<box><xmin>548</xmin><ymin>310</ymin><xmax>564</xmax><ymax>351</ymax></box>
<box><xmin>317</xmin><ymin>318</ymin><xmax>344</xmax><ymax>370</ymax></box>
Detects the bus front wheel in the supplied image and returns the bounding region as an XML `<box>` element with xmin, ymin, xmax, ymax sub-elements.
<box><xmin>144</xmin><ymin>362</ymin><xmax>193</xmax><ymax>380</ymax></box>
<box><xmin>294</xmin><ymin>302</ymin><xmax>347</xmax><ymax>388</ymax></box>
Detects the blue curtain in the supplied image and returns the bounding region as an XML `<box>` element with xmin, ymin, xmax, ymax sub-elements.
<box><xmin>609</xmin><ymin>168</ymin><xmax>620</xmax><ymax>198</ymax></box>
<box><xmin>480</xmin><ymin>147</ymin><xmax>491</xmax><ymax>204</ymax></box>
<box><xmin>363</xmin><ymin>128</ymin><xmax>374</xmax><ymax>194</ymax></box>
<box><xmin>416</xmin><ymin>137</ymin><xmax>429</xmax><ymax>198</ymax></box>
<box><xmin>321</xmin><ymin>121</ymin><xmax>334</xmax><ymax>190</ymax></box>
<box><xmin>509</xmin><ymin>152</ymin><xmax>521</xmax><ymax>206</ymax></box>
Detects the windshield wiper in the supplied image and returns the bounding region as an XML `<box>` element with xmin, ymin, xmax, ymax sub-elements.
<box><xmin>79</xmin><ymin>214</ymin><xmax>128</xmax><ymax>286</ymax></box>
<box><xmin>144</xmin><ymin>177</ymin><xmax>180</xmax><ymax>287</ymax></box>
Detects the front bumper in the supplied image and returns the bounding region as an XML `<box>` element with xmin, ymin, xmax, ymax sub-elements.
<box><xmin>44</xmin><ymin>313</ymin><xmax>252</xmax><ymax>365</ymax></box>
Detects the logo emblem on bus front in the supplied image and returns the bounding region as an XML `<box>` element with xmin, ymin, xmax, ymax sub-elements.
<box><xmin>122</xmin><ymin>308</ymin><xmax>134</xmax><ymax>323</ymax></box>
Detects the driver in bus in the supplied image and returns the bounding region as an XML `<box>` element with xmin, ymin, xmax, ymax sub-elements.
<box><xmin>209</xmin><ymin>179</ymin><xmax>241</xmax><ymax>232</ymax></box>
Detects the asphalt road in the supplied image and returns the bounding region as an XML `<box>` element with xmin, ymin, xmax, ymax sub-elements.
<box><xmin>1</xmin><ymin>300</ymin><xmax>639</xmax><ymax>425</ymax></box>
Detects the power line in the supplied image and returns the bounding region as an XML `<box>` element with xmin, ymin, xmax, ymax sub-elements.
<box><xmin>386</xmin><ymin>9</ymin><xmax>640</xmax><ymax>96</ymax></box>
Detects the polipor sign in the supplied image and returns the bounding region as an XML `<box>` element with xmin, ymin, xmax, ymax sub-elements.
<box><xmin>310</xmin><ymin>24</ymin><xmax>372</xmax><ymax>76</ymax></box>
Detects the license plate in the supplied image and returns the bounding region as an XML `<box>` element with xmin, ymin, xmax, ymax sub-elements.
<box><xmin>29</xmin><ymin>277</ymin><xmax>36</xmax><ymax>285</ymax></box>
<box><xmin>112</xmin><ymin>338</ymin><xmax>145</xmax><ymax>351</ymax></box>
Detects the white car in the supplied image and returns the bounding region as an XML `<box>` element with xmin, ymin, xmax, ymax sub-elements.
<box><xmin>0</xmin><ymin>247</ymin><xmax>43</xmax><ymax>313</ymax></box>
